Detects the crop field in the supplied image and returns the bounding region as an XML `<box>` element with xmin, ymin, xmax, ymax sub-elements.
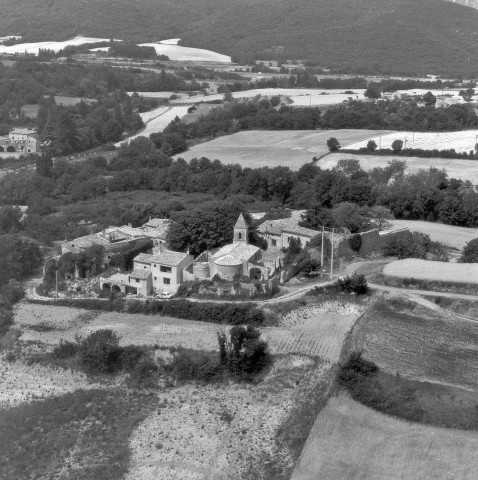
<box><xmin>293</xmin><ymin>394</ymin><xmax>478</xmax><ymax>480</ymax></box>
<box><xmin>385</xmin><ymin>219</ymin><xmax>478</xmax><ymax>250</ymax></box>
<box><xmin>14</xmin><ymin>301</ymin><xmax>363</xmax><ymax>362</ymax></box>
<box><xmin>350</xmin><ymin>298</ymin><xmax>478</xmax><ymax>391</ymax></box>
<box><xmin>175</xmin><ymin>129</ymin><xmax>392</xmax><ymax>169</ymax></box>
<box><xmin>346</xmin><ymin>129</ymin><xmax>478</xmax><ymax>153</ymax></box>
<box><xmin>139</xmin><ymin>43</ymin><xmax>231</xmax><ymax>63</ymax></box>
<box><xmin>383</xmin><ymin>259</ymin><xmax>478</xmax><ymax>283</ymax></box>
<box><xmin>170</xmin><ymin>88</ymin><xmax>366</xmax><ymax>106</ymax></box>
<box><xmin>116</xmin><ymin>106</ymin><xmax>189</xmax><ymax>146</ymax></box>
<box><xmin>318</xmin><ymin>152</ymin><xmax>478</xmax><ymax>185</ymax></box>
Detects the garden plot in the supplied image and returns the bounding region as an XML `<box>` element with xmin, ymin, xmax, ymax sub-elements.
<box><xmin>318</xmin><ymin>152</ymin><xmax>478</xmax><ymax>185</ymax></box>
<box><xmin>293</xmin><ymin>393</ymin><xmax>478</xmax><ymax>480</ymax></box>
<box><xmin>175</xmin><ymin>129</ymin><xmax>392</xmax><ymax>170</ymax></box>
<box><xmin>383</xmin><ymin>259</ymin><xmax>478</xmax><ymax>283</ymax></box>
<box><xmin>346</xmin><ymin>129</ymin><xmax>478</xmax><ymax>153</ymax></box>
<box><xmin>350</xmin><ymin>298</ymin><xmax>478</xmax><ymax>391</ymax></box>
<box><xmin>116</xmin><ymin>106</ymin><xmax>189</xmax><ymax>146</ymax></box>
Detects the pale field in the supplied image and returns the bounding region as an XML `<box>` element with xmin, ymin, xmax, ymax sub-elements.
<box><xmin>346</xmin><ymin>129</ymin><xmax>478</xmax><ymax>153</ymax></box>
<box><xmin>174</xmin><ymin>129</ymin><xmax>392</xmax><ymax>169</ymax></box>
<box><xmin>116</xmin><ymin>106</ymin><xmax>189</xmax><ymax>146</ymax></box>
<box><xmin>170</xmin><ymin>88</ymin><xmax>366</xmax><ymax>106</ymax></box>
<box><xmin>318</xmin><ymin>151</ymin><xmax>478</xmax><ymax>184</ymax></box>
<box><xmin>351</xmin><ymin>298</ymin><xmax>478</xmax><ymax>390</ymax></box>
<box><xmin>386</xmin><ymin>219</ymin><xmax>478</xmax><ymax>250</ymax></box>
<box><xmin>125</xmin><ymin>358</ymin><xmax>332</xmax><ymax>480</ymax></box>
<box><xmin>383</xmin><ymin>259</ymin><xmax>478</xmax><ymax>283</ymax></box>
<box><xmin>15</xmin><ymin>301</ymin><xmax>363</xmax><ymax>362</ymax></box>
<box><xmin>0</xmin><ymin>35</ymin><xmax>115</xmax><ymax>55</ymax></box>
<box><xmin>139</xmin><ymin>43</ymin><xmax>231</xmax><ymax>63</ymax></box>
<box><xmin>293</xmin><ymin>393</ymin><xmax>478</xmax><ymax>480</ymax></box>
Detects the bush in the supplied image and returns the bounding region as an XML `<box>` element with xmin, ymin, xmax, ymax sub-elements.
<box><xmin>348</xmin><ymin>233</ymin><xmax>362</xmax><ymax>252</ymax></box>
<box><xmin>52</xmin><ymin>339</ymin><xmax>79</xmax><ymax>359</ymax></box>
<box><xmin>167</xmin><ymin>348</ymin><xmax>221</xmax><ymax>382</ymax></box>
<box><xmin>336</xmin><ymin>273</ymin><xmax>368</xmax><ymax>294</ymax></box>
<box><xmin>79</xmin><ymin>329</ymin><xmax>122</xmax><ymax>374</ymax></box>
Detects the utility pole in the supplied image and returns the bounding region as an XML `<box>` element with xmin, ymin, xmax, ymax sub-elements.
<box><xmin>321</xmin><ymin>226</ymin><xmax>324</xmax><ymax>274</ymax></box>
<box><xmin>55</xmin><ymin>257</ymin><xmax>59</xmax><ymax>301</ymax></box>
<box><xmin>330</xmin><ymin>228</ymin><xmax>334</xmax><ymax>279</ymax></box>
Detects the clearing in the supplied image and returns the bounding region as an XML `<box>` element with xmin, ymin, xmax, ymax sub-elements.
<box><xmin>318</xmin><ymin>152</ymin><xmax>478</xmax><ymax>184</ymax></box>
<box><xmin>174</xmin><ymin>129</ymin><xmax>391</xmax><ymax>169</ymax></box>
<box><xmin>116</xmin><ymin>105</ymin><xmax>189</xmax><ymax>146</ymax></box>
<box><xmin>386</xmin><ymin>219</ymin><xmax>478</xmax><ymax>250</ymax></box>
<box><xmin>293</xmin><ymin>393</ymin><xmax>478</xmax><ymax>480</ymax></box>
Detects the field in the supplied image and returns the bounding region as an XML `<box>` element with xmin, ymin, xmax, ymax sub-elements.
<box><xmin>293</xmin><ymin>393</ymin><xmax>478</xmax><ymax>480</ymax></box>
<box><xmin>2</xmin><ymin>299</ymin><xmax>360</xmax><ymax>479</ymax></box>
<box><xmin>349</xmin><ymin>298</ymin><xmax>478</xmax><ymax>390</ymax></box>
<box><xmin>116</xmin><ymin>106</ymin><xmax>189</xmax><ymax>146</ymax></box>
<box><xmin>383</xmin><ymin>259</ymin><xmax>478</xmax><ymax>283</ymax></box>
<box><xmin>346</xmin><ymin>129</ymin><xmax>478</xmax><ymax>153</ymax></box>
<box><xmin>139</xmin><ymin>43</ymin><xmax>231</xmax><ymax>62</ymax></box>
<box><xmin>170</xmin><ymin>88</ymin><xmax>366</xmax><ymax>106</ymax></box>
<box><xmin>0</xmin><ymin>35</ymin><xmax>114</xmax><ymax>55</ymax></box>
<box><xmin>13</xmin><ymin>301</ymin><xmax>363</xmax><ymax>361</ymax></box>
<box><xmin>174</xmin><ymin>129</ymin><xmax>392</xmax><ymax>169</ymax></box>
<box><xmin>318</xmin><ymin>152</ymin><xmax>478</xmax><ymax>184</ymax></box>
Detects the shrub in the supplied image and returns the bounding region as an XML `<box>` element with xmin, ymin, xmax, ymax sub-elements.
<box><xmin>128</xmin><ymin>359</ymin><xmax>160</xmax><ymax>388</ymax></box>
<box><xmin>336</xmin><ymin>273</ymin><xmax>368</xmax><ymax>294</ymax></box>
<box><xmin>52</xmin><ymin>339</ymin><xmax>79</xmax><ymax>359</ymax></box>
<box><xmin>338</xmin><ymin>351</ymin><xmax>378</xmax><ymax>388</ymax></box>
<box><xmin>348</xmin><ymin>233</ymin><xmax>362</xmax><ymax>252</ymax></box>
<box><xmin>79</xmin><ymin>329</ymin><xmax>122</xmax><ymax>374</ymax></box>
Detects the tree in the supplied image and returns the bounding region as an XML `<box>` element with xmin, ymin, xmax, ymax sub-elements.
<box><xmin>299</xmin><ymin>206</ymin><xmax>334</xmax><ymax>230</ymax></box>
<box><xmin>326</xmin><ymin>137</ymin><xmax>341</xmax><ymax>152</ymax></box>
<box><xmin>459</xmin><ymin>238</ymin><xmax>478</xmax><ymax>263</ymax></box>
<box><xmin>364</xmin><ymin>83</ymin><xmax>381</xmax><ymax>99</ymax></box>
<box><xmin>423</xmin><ymin>91</ymin><xmax>436</xmax><ymax>106</ymax></box>
<box><xmin>391</xmin><ymin>139</ymin><xmax>403</xmax><ymax>153</ymax></box>
<box><xmin>0</xmin><ymin>207</ymin><xmax>22</xmax><ymax>234</ymax></box>
<box><xmin>332</xmin><ymin>202</ymin><xmax>369</xmax><ymax>233</ymax></box>
<box><xmin>367</xmin><ymin>205</ymin><xmax>393</xmax><ymax>230</ymax></box>
<box><xmin>366</xmin><ymin>140</ymin><xmax>377</xmax><ymax>152</ymax></box>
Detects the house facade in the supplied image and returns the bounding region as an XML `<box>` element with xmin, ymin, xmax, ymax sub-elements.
<box><xmin>257</xmin><ymin>217</ymin><xmax>319</xmax><ymax>249</ymax></box>
<box><xmin>0</xmin><ymin>128</ymin><xmax>39</xmax><ymax>154</ymax></box>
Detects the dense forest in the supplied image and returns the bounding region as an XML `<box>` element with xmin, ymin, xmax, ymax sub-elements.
<box><xmin>1</xmin><ymin>133</ymin><xmax>478</xmax><ymax>251</ymax></box>
<box><xmin>2</xmin><ymin>0</ymin><xmax>478</xmax><ymax>75</ymax></box>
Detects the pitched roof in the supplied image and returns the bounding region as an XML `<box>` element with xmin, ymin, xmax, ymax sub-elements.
<box><xmin>134</xmin><ymin>249</ymin><xmax>191</xmax><ymax>267</ymax></box>
<box><xmin>234</xmin><ymin>213</ymin><xmax>248</xmax><ymax>229</ymax></box>
<box><xmin>215</xmin><ymin>254</ymin><xmax>243</xmax><ymax>266</ymax></box>
<box><xmin>65</xmin><ymin>233</ymin><xmax>110</xmax><ymax>249</ymax></box>
<box><xmin>211</xmin><ymin>242</ymin><xmax>260</xmax><ymax>263</ymax></box>
<box><xmin>10</xmin><ymin>128</ymin><xmax>37</xmax><ymax>135</ymax></box>
<box><xmin>130</xmin><ymin>269</ymin><xmax>152</xmax><ymax>280</ymax></box>
<box><xmin>257</xmin><ymin>217</ymin><xmax>319</xmax><ymax>238</ymax></box>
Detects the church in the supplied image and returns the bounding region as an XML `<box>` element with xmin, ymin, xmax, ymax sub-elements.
<box><xmin>185</xmin><ymin>214</ymin><xmax>283</xmax><ymax>282</ymax></box>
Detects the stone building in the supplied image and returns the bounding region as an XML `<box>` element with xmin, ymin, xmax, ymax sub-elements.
<box><xmin>257</xmin><ymin>217</ymin><xmax>319</xmax><ymax>249</ymax></box>
<box><xmin>0</xmin><ymin>128</ymin><xmax>39</xmax><ymax>154</ymax></box>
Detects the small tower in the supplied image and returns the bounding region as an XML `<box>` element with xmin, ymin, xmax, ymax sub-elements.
<box><xmin>233</xmin><ymin>213</ymin><xmax>249</xmax><ymax>244</ymax></box>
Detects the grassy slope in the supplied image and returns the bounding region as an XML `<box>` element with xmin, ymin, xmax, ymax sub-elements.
<box><xmin>293</xmin><ymin>394</ymin><xmax>478</xmax><ymax>480</ymax></box>
<box><xmin>2</xmin><ymin>0</ymin><xmax>478</xmax><ymax>75</ymax></box>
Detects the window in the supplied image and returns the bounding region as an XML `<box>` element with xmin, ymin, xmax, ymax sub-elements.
<box><xmin>163</xmin><ymin>278</ymin><xmax>171</xmax><ymax>285</ymax></box>
<box><xmin>271</xmin><ymin>239</ymin><xmax>277</xmax><ymax>246</ymax></box>
<box><xmin>238</xmin><ymin>232</ymin><xmax>242</xmax><ymax>239</ymax></box>
<box><xmin>154</xmin><ymin>276</ymin><xmax>157</xmax><ymax>280</ymax></box>
<box><xmin>160</xmin><ymin>266</ymin><xmax>172</xmax><ymax>273</ymax></box>
<box><xmin>154</xmin><ymin>264</ymin><xmax>156</xmax><ymax>268</ymax></box>
<box><xmin>136</xmin><ymin>279</ymin><xmax>140</xmax><ymax>283</ymax></box>
<box><xmin>144</xmin><ymin>265</ymin><xmax>147</xmax><ymax>269</ymax></box>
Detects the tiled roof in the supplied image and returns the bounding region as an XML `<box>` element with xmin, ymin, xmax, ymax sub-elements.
<box><xmin>257</xmin><ymin>218</ymin><xmax>319</xmax><ymax>238</ymax></box>
<box><xmin>65</xmin><ymin>233</ymin><xmax>110</xmax><ymax>249</ymax></box>
<box><xmin>215</xmin><ymin>254</ymin><xmax>243</xmax><ymax>266</ymax></box>
<box><xmin>10</xmin><ymin>128</ymin><xmax>37</xmax><ymax>135</ymax></box>
<box><xmin>130</xmin><ymin>269</ymin><xmax>152</xmax><ymax>280</ymax></box>
<box><xmin>211</xmin><ymin>242</ymin><xmax>260</xmax><ymax>263</ymax></box>
<box><xmin>262</xmin><ymin>246</ymin><xmax>285</xmax><ymax>261</ymax></box>
<box><xmin>134</xmin><ymin>249</ymin><xmax>191</xmax><ymax>267</ymax></box>
<box><xmin>234</xmin><ymin>213</ymin><xmax>248</xmax><ymax>229</ymax></box>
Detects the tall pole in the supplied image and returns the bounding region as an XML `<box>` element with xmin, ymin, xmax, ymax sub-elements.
<box><xmin>330</xmin><ymin>228</ymin><xmax>334</xmax><ymax>280</ymax></box>
<box><xmin>321</xmin><ymin>226</ymin><xmax>324</xmax><ymax>273</ymax></box>
<box><xmin>55</xmin><ymin>258</ymin><xmax>58</xmax><ymax>301</ymax></box>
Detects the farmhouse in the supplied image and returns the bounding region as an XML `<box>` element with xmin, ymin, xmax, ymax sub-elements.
<box><xmin>0</xmin><ymin>128</ymin><xmax>39</xmax><ymax>154</ymax></box>
<box><xmin>257</xmin><ymin>217</ymin><xmax>319</xmax><ymax>249</ymax></box>
<box><xmin>61</xmin><ymin>218</ymin><xmax>172</xmax><ymax>255</ymax></box>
